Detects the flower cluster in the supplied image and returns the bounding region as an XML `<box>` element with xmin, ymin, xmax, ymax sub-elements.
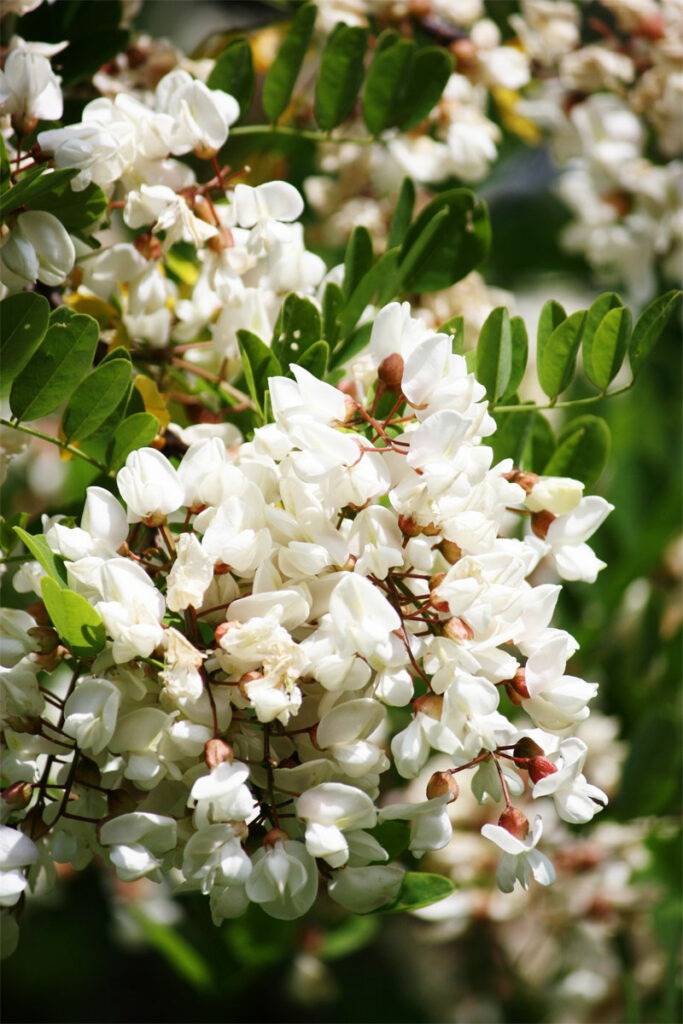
<box><xmin>1</xmin><ymin>299</ymin><xmax>611</xmax><ymax>944</ymax></box>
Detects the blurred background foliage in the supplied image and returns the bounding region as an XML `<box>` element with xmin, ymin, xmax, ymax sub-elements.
<box><xmin>2</xmin><ymin>1</ymin><xmax>681</xmax><ymax>1022</ymax></box>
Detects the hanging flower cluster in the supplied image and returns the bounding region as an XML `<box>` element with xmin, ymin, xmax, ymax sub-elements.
<box><xmin>1</xmin><ymin>299</ymin><xmax>611</xmax><ymax>941</ymax></box>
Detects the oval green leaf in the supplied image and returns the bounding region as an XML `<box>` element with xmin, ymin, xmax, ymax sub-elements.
<box><xmin>207</xmin><ymin>38</ymin><xmax>254</xmax><ymax>120</ymax></box>
<box><xmin>107</xmin><ymin>412</ymin><xmax>160</xmax><ymax>472</ymax></box>
<box><xmin>476</xmin><ymin>306</ymin><xmax>512</xmax><ymax>404</ymax></box>
<box><xmin>262</xmin><ymin>2</ymin><xmax>316</xmax><ymax>123</ymax></box>
<box><xmin>272</xmin><ymin>294</ymin><xmax>323</xmax><ymax>370</ymax></box>
<box><xmin>542</xmin><ymin>414</ymin><xmax>610</xmax><ymax>488</ymax></box>
<box><xmin>362</xmin><ymin>36</ymin><xmax>415</xmax><ymax>136</ymax></box>
<box><xmin>315</xmin><ymin>24</ymin><xmax>368</xmax><ymax>131</ymax></box>
<box><xmin>396</xmin><ymin>46</ymin><xmax>454</xmax><ymax>131</ymax></box>
<box><xmin>0</xmin><ymin>292</ymin><xmax>50</xmax><ymax>390</ymax></box>
<box><xmin>537</xmin><ymin>309</ymin><xmax>586</xmax><ymax>401</ymax></box>
<box><xmin>343</xmin><ymin>225</ymin><xmax>373</xmax><ymax>301</ymax></box>
<box><xmin>399</xmin><ymin>189</ymin><xmax>490</xmax><ymax>293</ymax></box>
<box><xmin>583</xmin><ymin>305</ymin><xmax>631</xmax><ymax>391</ymax></box>
<box><xmin>9</xmin><ymin>309</ymin><xmax>99</xmax><ymax>422</ymax></box>
<box><xmin>13</xmin><ymin>526</ymin><xmax>67</xmax><ymax>586</ymax></box>
<box><xmin>503</xmin><ymin>315</ymin><xmax>529</xmax><ymax>400</ymax></box>
<box><xmin>62</xmin><ymin>359</ymin><xmax>133</xmax><ymax>443</ymax></box>
<box><xmin>237</xmin><ymin>330</ymin><xmax>281</xmax><ymax>418</ymax></box>
<box><xmin>387</xmin><ymin>177</ymin><xmax>415</xmax><ymax>250</ymax></box>
<box><xmin>41</xmin><ymin>576</ymin><xmax>106</xmax><ymax>658</ymax></box>
<box><xmin>379</xmin><ymin>872</ymin><xmax>456</xmax><ymax>914</ymax></box>
<box><xmin>629</xmin><ymin>289</ymin><xmax>682</xmax><ymax>376</ymax></box>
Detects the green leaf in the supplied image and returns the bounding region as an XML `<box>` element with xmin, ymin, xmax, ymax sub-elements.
<box><xmin>41</xmin><ymin>576</ymin><xmax>106</xmax><ymax>658</ymax></box>
<box><xmin>396</xmin><ymin>46</ymin><xmax>454</xmax><ymax>131</ymax></box>
<box><xmin>323</xmin><ymin>281</ymin><xmax>344</xmax><ymax>349</ymax></box>
<box><xmin>207</xmin><ymin>38</ymin><xmax>255</xmax><ymax>120</ymax></box>
<box><xmin>329</xmin><ymin>320</ymin><xmax>372</xmax><ymax>371</ymax></box>
<box><xmin>522</xmin><ymin>412</ymin><xmax>555</xmax><ymax>473</ymax></box>
<box><xmin>343</xmin><ymin>225</ymin><xmax>373</xmax><ymax>301</ymax></box>
<box><xmin>315</xmin><ymin>24</ymin><xmax>368</xmax><ymax>131</ymax></box>
<box><xmin>31</xmin><ymin>179</ymin><xmax>108</xmax><ymax>232</ymax></box>
<box><xmin>1</xmin><ymin>513</ymin><xmax>28</xmax><ymax>554</ymax></box>
<box><xmin>536</xmin><ymin>299</ymin><xmax>566</xmax><ymax>359</ymax></box>
<box><xmin>0</xmin><ymin>134</ymin><xmax>10</xmax><ymax>195</ymax></box>
<box><xmin>13</xmin><ymin>526</ymin><xmax>67</xmax><ymax>586</ymax></box>
<box><xmin>237</xmin><ymin>330</ymin><xmax>281</xmax><ymax>418</ymax></box>
<box><xmin>0</xmin><ymin>167</ymin><xmax>79</xmax><ymax>221</ymax></box>
<box><xmin>388</xmin><ymin>177</ymin><xmax>415</xmax><ymax>250</ymax></box>
<box><xmin>262</xmin><ymin>2</ymin><xmax>317</xmax><ymax>123</ymax></box>
<box><xmin>62</xmin><ymin>359</ymin><xmax>133</xmax><ymax>443</ymax></box>
<box><xmin>362</xmin><ymin>35</ymin><xmax>415</xmax><ymax>136</ymax></box>
<box><xmin>582</xmin><ymin>291</ymin><xmax>622</xmax><ymax>358</ymax></box>
<box><xmin>337</xmin><ymin>247</ymin><xmax>400</xmax><ymax>339</ymax></box>
<box><xmin>368</xmin><ymin>819</ymin><xmax>411</xmax><ymax>860</ymax></box>
<box><xmin>9</xmin><ymin>309</ymin><xmax>99</xmax><ymax>422</ymax></box>
<box><xmin>379</xmin><ymin>872</ymin><xmax>455</xmax><ymax>914</ymax></box>
<box><xmin>491</xmin><ymin>404</ymin><xmax>536</xmax><ymax>466</ymax></box>
<box><xmin>0</xmin><ymin>292</ymin><xmax>50</xmax><ymax>391</ymax></box>
<box><xmin>504</xmin><ymin>316</ymin><xmax>529</xmax><ymax>400</ymax></box>
<box><xmin>583</xmin><ymin>305</ymin><xmax>631</xmax><ymax>391</ymax></box>
<box><xmin>476</xmin><ymin>306</ymin><xmax>512</xmax><ymax>403</ymax></box>
<box><xmin>107</xmin><ymin>413</ymin><xmax>160</xmax><ymax>472</ymax></box>
<box><xmin>439</xmin><ymin>315</ymin><xmax>465</xmax><ymax>354</ymax></box>
<box><xmin>272</xmin><ymin>294</ymin><xmax>323</xmax><ymax>370</ymax></box>
<box><xmin>629</xmin><ymin>289</ymin><xmax>682</xmax><ymax>376</ymax></box>
<box><xmin>542</xmin><ymin>414</ymin><xmax>610</xmax><ymax>488</ymax></box>
<box><xmin>399</xmin><ymin>189</ymin><xmax>490</xmax><ymax>293</ymax></box>
<box><xmin>295</xmin><ymin>339</ymin><xmax>329</xmax><ymax>378</ymax></box>
<box><xmin>537</xmin><ymin>309</ymin><xmax>586</xmax><ymax>401</ymax></box>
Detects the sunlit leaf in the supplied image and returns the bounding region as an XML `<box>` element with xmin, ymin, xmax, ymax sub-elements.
<box><xmin>503</xmin><ymin>315</ymin><xmax>529</xmax><ymax>400</ymax></box>
<box><xmin>41</xmin><ymin>576</ymin><xmax>106</xmax><ymax>657</ymax></box>
<box><xmin>476</xmin><ymin>306</ymin><xmax>512</xmax><ymax>403</ymax></box>
<box><xmin>107</xmin><ymin>412</ymin><xmax>160</xmax><ymax>472</ymax></box>
<box><xmin>537</xmin><ymin>309</ymin><xmax>585</xmax><ymax>401</ymax></box>
<box><xmin>379</xmin><ymin>872</ymin><xmax>455</xmax><ymax>914</ymax></box>
<box><xmin>134</xmin><ymin>376</ymin><xmax>171</xmax><ymax>430</ymax></box>
<box><xmin>62</xmin><ymin>359</ymin><xmax>133</xmax><ymax>442</ymax></box>
<box><xmin>583</xmin><ymin>305</ymin><xmax>631</xmax><ymax>391</ymax></box>
<box><xmin>13</xmin><ymin>526</ymin><xmax>67</xmax><ymax>586</ymax></box>
<box><xmin>629</xmin><ymin>289</ymin><xmax>682</xmax><ymax>376</ymax></box>
<box><xmin>0</xmin><ymin>292</ymin><xmax>50</xmax><ymax>390</ymax></box>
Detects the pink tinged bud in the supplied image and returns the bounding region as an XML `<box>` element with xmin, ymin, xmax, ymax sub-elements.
<box><xmin>426</xmin><ymin>771</ymin><xmax>459</xmax><ymax>802</ymax></box>
<box><xmin>214</xmin><ymin>620</ymin><xmax>240</xmax><ymax>645</ymax></box>
<box><xmin>439</xmin><ymin>539</ymin><xmax>462</xmax><ymax>564</ymax></box>
<box><xmin>413</xmin><ymin>693</ymin><xmax>443</xmax><ymax>720</ymax></box>
<box><xmin>263</xmin><ymin>828</ymin><xmax>289</xmax><ymax>847</ymax></box>
<box><xmin>513</xmin><ymin>737</ymin><xmax>544</xmax><ymax>761</ymax></box>
<box><xmin>336</xmin><ymin>378</ymin><xmax>358</xmax><ymax>401</ymax></box>
<box><xmin>509</xmin><ymin>668</ymin><xmax>530</xmax><ymax>700</ymax></box>
<box><xmin>238</xmin><ymin>670</ymin><xmax>264</xmax><ymax>699</ymax></box>
<box><xmin>398</xmin><ymin>514</ymin><xmax>423</xmax><ymax>537</ymax></box>
<box><xmin>1</xmin><ymin>782</ymin><xmax>33</xmax><ymax>809</ymax></box>
<box><xmin>498</xmin><ymin>807</ymin><xmax>529</xmax><ymax>840</ymax></box>
<box><xmin>528</xmin><ymin>757</ymin><xmax>558</xmax><ymax>783</ymax></box>
<box><xmin>377</xmin><ymin>352</ymin><xmax>405</xmax><ymax>393</ymax></box>
<box><xmin>443</xmin><ymin>616</ymin><xmax>474</xmax><ymax>642</ymax></box>
<box><xmin>204</xmin><ymin>738</ymin><xmax>234</xmax><ymax>770</ymax></box>
<box><xmin>504</xmin><ymin>469</ymin><xmax>539</xmax><ymax>493</ymax></box>
<box><xmin>531</xmin><ymin>510</ymin><xmax>556</xmax><ymax>540</ymax></box>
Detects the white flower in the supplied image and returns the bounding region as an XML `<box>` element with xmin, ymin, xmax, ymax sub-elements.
<box><xmin>532</xmin><ymin>737</ymin><xmax>607</xmax><ymax>823</ymax></box>
<box><xmin>117</xmin><ymin>448</ymin><xmax>184</xmax><ymax>525</ymax></box>
<box><xmin>296</xmin><ymin>783</ymin><xmax>377</xmax><ymax>868</ymax></box>
<box><xmin>0</xmin><ymin>48</ymin><xmax>62</xmax><ymax>132</ymax></box>
<box><xmin>245</xmin><ymin>840</ymin><xmax>318</xmax><ymax>920</ymax></box>
<box><xmin>182</xmin><ymin>823</ymin><xmax>251</xmax><ymax>894</ymax></box>
<box><xmin>189</xmin><ymin>761</ymin><xmax>258</xmax><ymax>828</ymax></box>
<box><xmin>160</xmin><ymin>628</ymin><xmax>205</xmax><ymax>702</ymax></box>
<box><xmin>541</xmin><ymin>496</ymin><xmax>614</xmax><ymax>582</ymax></box>
<box><xmin>228</xmin><ymin>182</ymin><xmax>304</xmax><ymax>255</ymax></box>
<box><xmin>0</xmin><ymin>826</ymin><xmax>38</xmax><ymax>908</ymax></box>
<box><xmin>166</xmin><ymin>533</ymin><xmax>214</xmax><ymax>613</ymax></box>
<box><xmin>0</xmin><ymin>210</ymin><xmax>75</xmax><ymax>292</ymax></box>
<box><xmin>526</xmin><ymin>476</ymin><xmax>584</xmax><ymax>516</ymax></box>
<box><xmin>63</xmin><ymin>678</ymin><xmax>120</xmax><ymax>755</ymax></box>
<box><xmin>328</xmin><ymin>864</ymin><xmax>404</xmax><ymax>913</ymax></box>
<box><xmin>124</xmin><ymin>185</ymin><xmax>217</xmax><ymax>251</ymax></box>
<box><xmin>99</xmin><ymin>812</ymin><xmax>177</xmax><ymax>882</ymax></box>
<box><xmin>328</xmin><ymin>572</ymin><xmax>400</xmax><ymax>663</ymax></box>
<box><xmin>155</xmin><ymin>70</ymin><xmax>239</xmax><ymax>156</ymax></box>
<box><xmin>481</xmin><ymin>814</ymin><xmax>555</xmax><ymax>893</ymax></box>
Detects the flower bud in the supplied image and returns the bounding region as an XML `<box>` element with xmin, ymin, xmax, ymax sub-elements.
<box><xmin>214</xmin><ymin>620</ymin><xmax>239</xmax><ymax>645</ymax></box>
<box><xmin>1</xmin><ymin>782</ymin><xmax>33</xmax><ymax>809</ymax></box>
<box><xmin>513</xmin><ymin>737</ymin><xmax>544</xmax><ymax>761</ymax></box>
<box><xmin>443</xmin><ymin>616</ymin><xmax>474</xmax><ymax>642</ymax></box>
<box><xmin>531</xmin><ymin>510</ymin><xmax>556</xmax><ymax>540</ymax></box>
<box><xmin>204</xmin><ymin>738</ymin><xmax>234</xmax><ymax>770</ymax></box>
<box><xmin>450</xmin><ymin>38</ymin><xmax>478</xmax><ymax>72</ymax></box>
<box><xmin>528</xmin><ymin>757</ymin><xmax>558</xmax><ymax>783</ymax></box>
<box><xmin>239</xmin><ymin>670</ymin><xmax>263</xmax><ymax>699</ymax></box>
<box><xmin>426</xmin><ymin>771</ymin><xmax>459</xmax><ymax>802</ymax></box>
<box><xmin>498</xmin><ymin>806</ymin><xmax>529</xmax><ymax>840</ymax></box>
<box><xmin>263</xmin><ymin>828</ymin><xmax>289</xmax><ymax>847</ymax></box>
<box><xmin>377</xmin><ymin>353</ymin><xmax>404</xmax><ymax>393</ymax></box>
<box><xmin>413</xmin><ymin>693</ymin><xmax>443</xmax><ymax>720</ymax></box>
<box><xmin>508</xmin><ymin>668</ymin><xmax>530</xmax><ymax>700</ymax></box>
<box><xmin>27</xmin><ymin>625</ymin><xmax>59</xmax><ymax>655</ymax></box>
<box><xmin>336</xmin><ymin>378</ymin><xmax>358</xmax><ymax>401</ymax></box>
<box><xmin>439</xmin><ymin>539</ymin><xmax>462</xmax><ymax>564</ymax></box>
<box><xmin>504</xmin><ymin>469</ymin><xmax>539</xmax><ymax>493</ymax></box>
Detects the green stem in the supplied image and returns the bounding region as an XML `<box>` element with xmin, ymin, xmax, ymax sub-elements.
<box><xmin>493</xmin><ymin>382</ymin><xmax>633</xmax><ymax>414</ymax></box>
<box><xmin>0</xmin><ymin>419</ymin><xmax>110</xmax><ymax>474</ymax></box>
<box><xmin>229</xmin><ymin>123</ymin><xmax>375</xmax><ymax>146</ymax></box>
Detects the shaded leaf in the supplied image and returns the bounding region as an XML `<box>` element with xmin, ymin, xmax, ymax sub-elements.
<box><xmin>318</xmin><ymin>916</ymin><xmax>378</xmax><ymax>962</ymax></box>
<box><xmin>583</xmin><ymin>305</ymin><xmax>631</xmax><ymax>391</ymax></box>
<box><xmin>522</xmin><ymin>412</ymin><xmax>555</xmax><ymax>473</ymax></box>
<box><xmin>338</xmin><ymin>247</ymin><xmax>400</xmax><ymax>338</ymax></box>
<box><xmin>0</xmin><ymin>134</ymin><xmax>10</xmax><ymax>194</ymax></box>
<box><xmin>396</xmin><ymin>46</ymin><xmax>454</xmax><ymax>130</ymax></box>
<box><xmin>388</xmin><ymin>177</ymin><xmax>415</xmax><ymax>250</ymax></box>
<box><xmin>439</xmin><ymin>315</ymin><xmax>465</xmax><ymax>354</ymax></box>
<box><xmin>0</xmin><ymin>292</ymin><xmax>50</xmax><ymax>390</ymax></box>
<box><xmin>476</xmin><ymin>306</ymin><xmax>512</xmax><ymax>403</ymax></box>
<box><xmin>107</xmin><ymin>413</ymin><xmax>160</xmax><ymax>472</ymax></box>
<box><xmin>272</xmin><ymin>293</ymin><xmax>322</xmax><ymax>370</ymax></box>
<box><xmin>26</xmin><ymin>178</ymin><xmax>107</xmax><ymax>231</ymax></box>
<box><xmin>41</xmin><ymin>576</ymin><xmax>106</xmax><ymax>658</ymax></box>
<box><xmin>368</xmin><ymin>819</ymin><xmax>411</xmax><ymax>860</ymax></box>
<box><xmin>262</xmin><ymin>2</ymin><xmax>316</xmax><ymax>123</ymax></box>
<box><xmin>134</xmin><ymin>376</ymin><xmax>171</xmax><ymax>430</ymax></box>
<box><xmin>10</xmin><ymin>309</ymin><xmax>99</xmax><ymax>422</ymax></box>
<box><xmin>379</xmin><ymin>872</ymin><xmax>455</xmax><ymax>914</ymax></box>
<box><xmin>315</xmin><ymin>24</ymin><xmax>368</xmax><ymax>131</ymax></box>
<box><xmin>329</xmin><ymin>320</ymin><xmax>372</xmax><ymax>371</ymax></box>
<box><xmin>629</xmin><ymin>289</ymin><xmax>682</xmax><ymax>376</ymax></box>
<box><xmin>362</xmin><ymin>35</ymin><xmax>415</xmax><ymax>135</ymax></box>
<box><xmin>504</xmin><ymin>315</ymin><xmax>529</xmax><ymax>399</ymax></box>
<box><xmin>0</xmin><ymin>166</ymin><xmax>78</xmax><ymax>221</ymax></box>
<box><xmin>399</xmin><ymin>189</ymin><xmax>490</xmax><ymax>292</ymax></box>
<box><xmin>62</xmin><ymin>360</ymin><xmax>133</xmax><ymax>443</ymax></box>
<box><xmin>128</xmin><ymin>909</ymin><xmax>213</xmax><ymax>992</ymax></box>
<box><xmin>13</xmin><ymin>526</ymin><xmax>67</xmax><ymax>586</ymax></box>
<box><xmin>343</xmin><ymin>225</ymin><xmax>373</xmax><ymax>301</ymax></box>
<box><xmin>537</xmin><ymin>309</ymin><xmax>585</xmax><ymax>401</ymax></box>
<box><xmin>207</xmin><ymin>38</ymin><xmax>254</xmax><ymax>120</ymax></box>
<box><xmin>543</xmin><ymin>414</ymin><xmax>610</xmax><ymax>488</ymax></box>
<box><xmin>237</xmin><ymin>330</ymin><xmax>281</xmax><ymax>418</ymax></box>
<box><xmin>322</xmin><ymin>281</ymin><xmax>344</xmax><ymax>349</ymax></box>
<box><xmin>295</xmin><ymin>339</ymin><xmax>329</xmax><ymax>378</ymax></box>
<box><xmin>491</xmin><ymin>403</ymin><xmax>536</xmax><ymax>466</ymax></box>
